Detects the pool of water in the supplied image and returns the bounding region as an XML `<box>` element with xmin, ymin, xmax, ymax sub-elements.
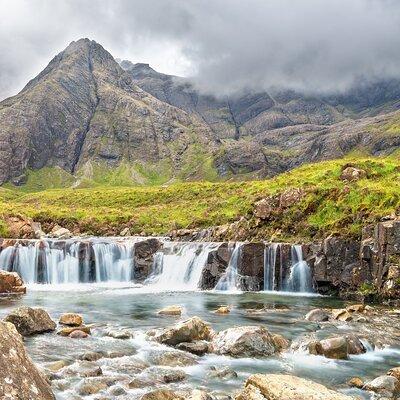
<box><xmin>1</xmin><ymin>284</ymin><xmax>399</xmax><ymax>399</ymax></box>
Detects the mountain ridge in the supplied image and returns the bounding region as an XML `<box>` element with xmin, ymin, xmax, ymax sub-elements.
<box><xmin>0</xmin><ymin>38</ymin><xmax>399</xmax><ymax>189</ymax></box>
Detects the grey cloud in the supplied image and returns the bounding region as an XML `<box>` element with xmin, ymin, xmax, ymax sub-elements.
<box><xmin>1</xmin><ymin>0</ymin><xmax>400</xmax><ymax>99</ymax></box>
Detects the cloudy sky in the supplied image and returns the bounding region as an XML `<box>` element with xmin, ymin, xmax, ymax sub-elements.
<box><xmin>1</xmin><ymin>0</ymin><xmax>400</xmax><ymax>100</ymax></box>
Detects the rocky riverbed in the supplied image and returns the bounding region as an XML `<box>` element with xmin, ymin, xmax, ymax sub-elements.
<box><xmin>1</xmin><ymin>287</ymin><xmax>400</xmax><ymax>399</ymax></box>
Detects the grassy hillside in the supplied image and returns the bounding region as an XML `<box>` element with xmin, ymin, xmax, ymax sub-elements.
<box><xmin>0</xmin><ymin>156</ymin><xmax>399</xmax><ymax>241</ymax></box>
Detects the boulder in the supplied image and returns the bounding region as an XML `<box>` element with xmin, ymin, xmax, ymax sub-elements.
<box><xmin>4</xmin><ymin>306</ymin><xmax>56</xmax><ymax>336</ymax></box>
<box><xmin>158</xmin><ymin>305</ymin><xmax>183</xmax><ymax>316</ymax></box>
<box><xmin>363</xmin><ymin>375</ymin><xmax>400</xmax><ymax>398</ymax></box>
<box><xmin>57</xmin><ymin>325</ymin><xmax>91</xmax><ymax>336</ymax></box>
<box><xmin>152</xmin><ymin>316</ymin><xmax>214</xmax><ymax>346</ymax></box>
<box><xmin>77</xmin><ymin>378</ymin><xmax>108</xmax><ymax>396</ymax></box>
<box><xmin>176</xmin><ymin>340</ymin><xmax>210</xmax><ymax>356</ymax></box>
<box><xmin>211</xmin><ymin>326</ymin><xmax>284</xmax><ymax>357</ymax></box>
<box><xmin>236</xmin><ymin>374</ymin><xmax>353</xmax><ymax>400</ymax></box>
<box><xmin>346</xmin><ymin>304</ymin><xmax>364</xmax><ymax>313</ymax></box>
<box><xmin>0</xmin><ymin>321</ymin><xmax>55</xmax><ymax>399</ymax></box>
<box><xmin>59</xmin><ymin>313</ymin><xmax>83</xmax><ymax>326</ymax></box>
<box><xmin>254</xmin><ymin>198</ymin><xmax>275</xmax><ymax>220</ymax></box>
<box><xmin>104</xmin><ymin>328</ymin><xmax>132</xmax><ymax>339</ymax></box>
<box><xmin>340</xmin><ymin>166</ymin><xmax>367</xmax><ymax>182</ymax></box>
<box><xmin>148</xmin><ymin>349</ymin><xmax>198</xmax><ymax>367</ymax></box>
<box><xmin>347</xmin><ymin>377</ymin><xmax>364</xmax><ymax>388</ymax></box>
<box><xmin>305</xmin><ymin>308</ymin><xmax>330</xmax><ymax>322</ymax></box>
<box><xmin>345</xmin><ymin>334</ymin><xmax>366</xmax><ymax>355</ymax></box>
<box><xmin>311</xmin><ymin>337</ymin><xmax>348</xmax><ymax>360</ymax></box>
<box><xmin>0</xmin><ymin>270</ymin><xmax>26</xmax><ymax>294</ymax></box>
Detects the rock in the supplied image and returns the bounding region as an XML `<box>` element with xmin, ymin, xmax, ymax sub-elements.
<box><xmin>57</xmin><ymin>325</ymin><xmax>91</xmax><ymax>336</ymax></box>
<box><xmin>120</xmin><ymin>227</ymin><xmax>130</xmax><ymax>236</ymax></box>
<box><xmin>188</xmin><ymin>390</ymin><xmax>215</xmax><ymax>400</ymax></box>
<box><xmin>347</xmin><ymin>377</ymin><xmax>364</xmax><ymax>388</ymax></box>
<box><xmin>0</xmin><ymin>321</ymin><xmax>55</xmax><ymax>399</ymax></box>
<box><xmin>149</xmin><ymin>349</ymin><xmax>198</xmax><ymax>367</ymax></box>
<box><xmin>4</xmin><ymin>306</ymin><xmax>56</xmax><ymax>336</ymax></box>
<box><xmin>176</xmin><ymin>340</ymin><xmax>210</xmax><ymax>356</ymax></box>
<box><xmin>158</xmin><ymin>305</ymin><xmax>183</xmax><ymax>316</ymax></box>
<box><xmin>141</xmin><ymin>389</ymin><xmax>184</xmax><ymax>400</ymax></box>
<box><xmin>345</xmin><ymin>334</ymin><xmax>366</xmax><ymax>355</ymax></box>
<box><xmin>214</xmin><ymin>306</ymin><xmax>230</xmax><ymax>314</ymax></box>
<box><xmin>388</xmin><ymin>366</ymin><xmax>400</xmax><ymax>380</ymax></box>
<box><xmin>46</xmin><ymin>360</ymin><xmax>68</xmax><ymax>372</ymax></box>
<box><xmin>134</xmin><ymin>238</ymin><xmax>163</xmax><ymax>281</ymax></box>
<box><xmin>340</xmin><ymin>166</ymin><xmax>367</xmax><ymax>182</ymax></box>
<box><xmin>271</xmin><ymin>334</ymin><xmax>290</xmax><ymax>351</ymax></box>
<box><xmin>77</xmin><ymin>378</ymin><xmax>108</xmax><ymax>395</ymax></box>
<box><xmin>0</xmin><ymin>270</ymin><xmax>26</xmax><ymax>294</ymax></box>
<box><xmin>236</xmin><ymin>374</ymin><xmax>354</xmax><ymax>400</ymax></box>
<box><xmin>346</xmin><ymin>304</ymin><xmax>365</xmax><ymax>313</ymax></box>
<box><xmin>153</xmin><ymin>316</ymin><xmax>214</xmax><ymax>346</ymax></box>
<box><xmin>363</xmin><ymin>375</ymin><xmax>400</xmax><ymax>398</ymax></box>
<box><xmin>254</xmin><ymin>198</ymin><xmax>275</xmax><ymax>220</ymax></box>
<box><xmin>105</xmin><ymin>329</ymin><xmax>132</xmax><ymax>339</ymax></box>
<box><xmin>207</xmin><ymin>366</ymin><xmax>238</xmax><ymax>380</ymax></box>
<box><xmin>64</xmin><ymin>361</ymin><xmax>103</xmax><ymax>378</ymax></box>
<box><xmin>79</xmin><ymin>351</ymin><xmax>105</xmax><ymax>361</ymax></box>
<box><xmin>69</xmin><ymin>330</ymin><xmax>88</xmax><ymax>338</ymax></box>
<box><xmin>211</xmin><ymin>326</ymin><xmax>283</xmax><ymax>357</ymax></box>
<box><xmin>305</xmin><ymin>308</ymin><xmax>330</xmax><ymax>322</ymax></box>
<box><xmin>332</xmin><ymin>309</ymin><xmax>353</xmax><ymax>322</ymax></box>
<box><xmin>311</xmin><ymin>337</ymin><xmax>348</xmax><ymax>359</ymax></box>
<box><xmin>59</xmin><ymin>313</ymin><xmax>83</xmax><ymax>326</ymax></box>
<box><xmin>50</xmin><ymin>225</ymin><xmax>73</xmax><ymax>239</ymax></box>
<box><xmin>109</xmin><ymin>385</ymin><xmax>127</xmax><ymax>396</ymax></box>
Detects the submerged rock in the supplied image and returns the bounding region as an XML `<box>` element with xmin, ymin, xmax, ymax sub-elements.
<box><xmin>59</xmin><ymin>313</ymin><xmax>83</xmax><ymax>326</ymax></box>
<box><xmin>347</xmin><ymin>377</ymin><xmax>364</xmax><ymax>388</ymax></box>
<box><xmin>69</xmin><ymin>330</ymin><xmax>88</xmax><ymax>338</ymax></box>
<box><xmin>64</xmin><ymin>360</ymin><xmax>103</xmax><ymax>378</ymax></box>
<box><xmin>4</xmin><ymin>306</ymin><xmax>56</xmax><ymax>336</ymax></box>
<box><xmin>148</xmin><ymin>349</ymin><xmax>198</xmax><ymax>367</ymax></box>
<box><xmin>235</xmin><ymin>374</ymin><xmax>354</xmax><ymax>400</ymax></box>
<box><xmin>77</xmin><ymin>378</ymin><xmax>108</xmax><ymax>396</ymax></box>
<box><xmin>214</xmin><ymin>306</ymin><xmax>231</xmax><ymax>314</ymax></box>
<box><xmin>0</xmin><ymin>270</ymin><xmax>26</xmax><ymax>294</ymax></box>
<box><xmin>0</xmin><ymin>321</ymin><xmax>55</xmax><ymax>399</ymax></box>
<box><xmin>305</xmin><ymin>308</ymin><xmax>330</xmax><ymax>322</ymax></box>
<box><xmin>158</xmin><ymin>305</ymin><xmax>183</xmax><ymax>316</ymax></box>
<box><xmin>211</xmin><ymin>326</ymin><xmax>285</xmax><ymax>357</ymax></box>
<box><xmin>207</xmin><ymin>366</ymin><xmax>238</xmax><ymax>380</ymax></box>
<box><xmin>104</xmin><ymin>328</ymin><xmax>132</xmax><ymax>339</ymax></box>
<box><xmin>152</xmin><ymin>316</ymin><xmax>214</xmax><ymax>346</ymax></box>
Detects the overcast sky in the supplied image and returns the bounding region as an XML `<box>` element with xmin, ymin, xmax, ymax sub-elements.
<box><xmin>1</xmin><ymin>0</ymin><xmax>400</xmax><ymax>100</ymax></box>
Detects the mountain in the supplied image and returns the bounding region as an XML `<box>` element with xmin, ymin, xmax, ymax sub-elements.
<box><xmin>0</xmin><ymin>38</ymin><xmax>399</xmax><ymax>188</ymax></box>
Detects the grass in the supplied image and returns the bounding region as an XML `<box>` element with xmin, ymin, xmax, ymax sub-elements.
<box><xmin>0</xmin><ymin>156</ymin><xmax>399</xmax><ymax>240</ymax></box>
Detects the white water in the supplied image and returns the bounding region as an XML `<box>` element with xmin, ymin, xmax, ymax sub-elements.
<box><xmin>264</xmin><ymin>243</ymin><xmax>314</xmax><ymax>293</ymax></box>
<box><xmin>146</xmin><ymin>242</ymin><xmax>216</xmax><ymax>291</ymax></box>
<box><xmin>285</xmin><ymin>245</ymin><xmax>314</xmax><ymax>293</ymax></box>
<box><xmin>215</xmin><ymin>243</ymin><xmax>242</xmax><ymax>291</ymax></box>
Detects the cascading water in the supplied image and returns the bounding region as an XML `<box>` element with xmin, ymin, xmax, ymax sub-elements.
<box><xmin>263</xmin><ymin>243</ymin><xmax>314</xmax><ymax>293</ymax></box>
<box><xmin>215</xmin><ymin>243</ymin><xmax>241</xmax><ymax>291</ymax></box>
<box><xmin>146</xmin><ymin>242</ymin><xmax>216</xmax><ymax>291</ymax></box>
<box><xmin>264</xmin><ymin>243</ymin><xmax>279</xmax><ymax>291</ymax></box>
<box><xmin>285</xmin><ymin>245</ymin><xmax>314</xmax><ymax>293</ymax></box>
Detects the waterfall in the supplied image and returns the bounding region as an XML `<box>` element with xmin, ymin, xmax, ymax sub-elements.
<box><xmin>263</xmin><ymin>243</ymin><xmax>314</xmax><ymax>293</ymax></box>
<box><xmin>285</xmin><ymin>245</ymin><xmax>314</xmax><ymax>293</ymax></box>
<box><xmin>146</xmin><ymin>243</ymin><xmax>216</xmax><ymax>291</ymax></box>
<box><xmin>92</xmin><ymin>241</ymin><xmax>135</xmax><ymax>282</ymax></box>
<box><xmin>215</xmin><ymin>243</ymin><xmax>241</xmax><ymax>291</ymax></box>
<box><xmin>264</xmin><ymin>243</ymin><xmax>279</xmax><ymax>291</ymax></box>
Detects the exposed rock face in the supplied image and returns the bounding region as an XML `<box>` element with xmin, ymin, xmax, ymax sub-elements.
<box><xmin>235</xmin><ymin>374</ymin><xmax>353</xmax><ymax>400</ymax></box>
<box><xmin>0</xmin><ymin>321</ymin><xmax>55</xmax><ymax>399</ymax></box>
<box><xmin>340</xmin><ymin>166</ymin><xmax>367</xmax><ymax>181</ymax></box>
<box><xmin>211</xmin><ymin>326</ymin><xmax>285</xmax><ymax>357</ymax></box>
<box><xmin>0</xmin><ymin>270</ymin><xmax>26</xmax><ymax>294</ymax></box>
<box><xmin>134</xmin><ymin>238</ymin><xmax>163</xmax><ymax>281</ymax></box>
<box><xmin>4</xmin><ymin>306</ymin><xmax>56</xmax><ymax>336</ymax></box>
<box><xmin>152</xmin><ymin>316</ymin><xmax>214</xmax><ymax>346</ymax></box>
<box><xmin>199</xmin><ymin>243</ymin><xmax>230</xmax><ymax>289</ymax></box>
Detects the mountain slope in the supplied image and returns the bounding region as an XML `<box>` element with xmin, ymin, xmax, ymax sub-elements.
<box><xmin>0</xmin><ymin>39</ymin><xmax>214</xmax><ymax>186</ymax></box>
